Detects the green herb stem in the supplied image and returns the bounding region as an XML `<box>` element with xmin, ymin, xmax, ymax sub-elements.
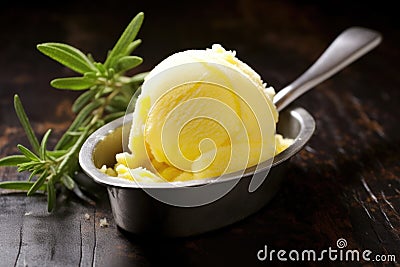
<box><xmin>0</xmin><ymin>12</ymin><xmax>147</xmax><ymax>212</ymax></box>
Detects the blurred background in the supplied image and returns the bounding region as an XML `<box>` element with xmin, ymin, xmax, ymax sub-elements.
<box><xmin>0</xmin><ymin>0</ymin><xmax>397</xmax><ymax>135</ymax></box>
<box><xmin>0</xmin><ymin>0</ymin><xmax>397</xmax><ymax>90</ymax></box>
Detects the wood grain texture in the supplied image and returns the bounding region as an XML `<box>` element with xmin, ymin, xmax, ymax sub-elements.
<box><xmin>0</xmin><ymin>0</ymin><xmax>399</xmax><ymax>266</ymax></box>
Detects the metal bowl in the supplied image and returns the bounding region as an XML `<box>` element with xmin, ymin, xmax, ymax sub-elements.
<box><xmin>79</xmin><ymin>106</ymin><xmax>315</xmax><ymax>237</ymax></box>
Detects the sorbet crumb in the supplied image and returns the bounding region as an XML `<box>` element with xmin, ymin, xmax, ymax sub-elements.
<box><xmin>84</xmin><ymin>213</ymin><xmax>90</xmax><ymax>220</ymax></box>
<box><xmin>99</xmin><ymin>218</ymin><xmax>109</xmax><ymax>227</ymax></box>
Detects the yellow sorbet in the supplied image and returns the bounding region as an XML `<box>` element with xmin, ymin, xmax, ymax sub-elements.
<box><xmin>106</xmin><ymin>44</ymin><xmax>292</xmax><ymax>182</ymax></box>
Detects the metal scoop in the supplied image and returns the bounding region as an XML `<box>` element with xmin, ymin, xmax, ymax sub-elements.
<box><xmin>248</xmin><ymin>26</ymin><xmax>382</xmax><ymax>192</ymax></box>
<box><xmin>273</xmin><ymin>27</ymin><xmax>382</xmax><ymax>112</ymax></box>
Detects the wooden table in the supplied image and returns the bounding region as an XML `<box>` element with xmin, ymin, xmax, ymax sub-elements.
<box><xmin>1</xmin><ymin>1</ymin><xmax>399</xmax><ymax>266</ymax></box>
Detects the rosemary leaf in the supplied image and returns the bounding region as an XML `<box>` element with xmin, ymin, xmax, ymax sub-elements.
<box><xmin>124</xmin><ymin>39</ymin><xmax>142</xmax><ymax>56</ymax></box>
<box><xmin>128</xmin><ymin>72</ymin><xmax>148</xmax><ymax>84</ymax></box>
<box><xmin>14</xmin><ymin>95</ymin><xmax>40</xmax><ymax>153</ymax></box>
<box><xmin>47</xmin><ymin>180</ymin><xmax>56</xmax><ymax>212</ymax></box>
<box><xmin>0</xmin><ymin>181</ymin><xmax>46</xmax><ymax>191</ymax></box>
<box><xmin>28</xmin><ymin>169</ymin><xmax>39</xmax><ymax>181</ymax></box>
<box><xmin>105</xmin><ymin>105</ymin><xmax>123</xmax><ymax>114</ymax></box>
<box><xmin>39</xmin><ymin>129</ymin><xmax>52</xmax><ymax>159</ymax></box>
<box><xmin>109</xmin><ymin>94</ymin><xmax>129</xmax><ymax>110</ymax></box>
<box><xmin>115</xmin><ymin>56</ymin><xmax>143</xmax><ymax>73</ymax></box>
<box><xmin>17</xmin><ymin>161</ymin><xmax>39</xmax><ymax>172</ymax></box>
<box><xmin>103</xmin><ymin>111</ymin><xmax>126</xmax><ymax>123</ymax></box>
<box><xmin>64</xmin><ymin>131</ymin><xmax>85</xmax><ymax>136</ymax></box>
<box><xmin>61</xmin><ymin>174</ymin><xmax>75</xmax><ymax>190</ymax></box>
<box><xmin>72</xmin><ymin>89</ymin><xmax>98</xmax><ymax>113</ymax></box>
<box><xmin>51</xmin><ymin>77</ymin><xmax>95</xmax><ymax>90</ymax></box>
<box><xmin>0</xmin><ymin>155</ymin><xmax>29</xmax><ymax>166</ymax></box>
<box><xmin>95</xmin><ymin>62</ymin><xmax>107</xmax><ymax>76</ymax></box>
<box><xmin>104</xmin><ymin>12</ymin><xmax>144</xmax><ymax>68</ymax></box>
<box><xmin>27</xmin><ymin>172</ymin><xmax>49</xmax><ymax>196</ymax></box>
<box><xmin>17</xmin><ymin>144</ymin><xmax>40</xmax><ymax>162</ymax></box>
<box><xmin>56</xmin><ymin>128</ymin><xmax>89</xmax><ymax>176</ymax></box>
<box><xmin>47</xmin><ymin>150</ymin><xmax>68</xmax><ymax>159</ymax></box>
<box><xmin>37</xmin><ymin>43</ymin><xmax>96</xmax><ymax>74</ymax></box>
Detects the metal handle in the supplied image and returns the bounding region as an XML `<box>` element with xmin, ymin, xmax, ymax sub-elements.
<box><xmin>273</xmin><ymin>27</ymin><xmax>382</xmax><ymax>112</ymax></box>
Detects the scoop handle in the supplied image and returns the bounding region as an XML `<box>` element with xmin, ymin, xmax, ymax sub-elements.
<box><xmin>273</xmin><ymin>27</ymin><xmax>382</xmax><ymax>112</ymax></box>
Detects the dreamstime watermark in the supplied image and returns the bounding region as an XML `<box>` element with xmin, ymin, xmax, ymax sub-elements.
<box><xmin>257</xmin><ymin>238</ymin><xmax>397</xmax><ymax>263</ymax></box>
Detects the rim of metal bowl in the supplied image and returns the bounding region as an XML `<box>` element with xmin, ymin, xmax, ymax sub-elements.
<box><xmin>79</xmin><ymin>107</ymin><xmax>315</xmax><ymax>189</ymax></box>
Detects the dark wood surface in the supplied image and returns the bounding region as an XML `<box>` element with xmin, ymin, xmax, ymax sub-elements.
<box><xmin>1</xmin><ymin>1</ymin><xmax>399</xmax><ymax>266</ymax></box>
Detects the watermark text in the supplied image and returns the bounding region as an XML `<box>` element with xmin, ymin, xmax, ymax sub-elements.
<box><xmin>257</xmin><ymin>238</ymin><xmax>396</xmax><ymax>263</ymax></box>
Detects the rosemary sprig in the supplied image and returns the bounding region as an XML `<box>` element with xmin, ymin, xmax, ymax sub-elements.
<box><xmin>0</xmin><ymin>12</ymin><xmax>147</xmax><ymax>211</ymax></box>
